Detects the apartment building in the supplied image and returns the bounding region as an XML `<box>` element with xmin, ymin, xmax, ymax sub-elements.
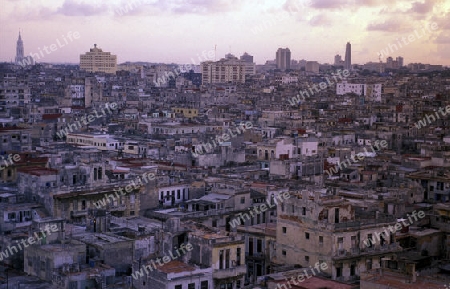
<box><xmin>0</xmin><ymin>74</ymin><xmax>31</xmax><ymax>118</ymax></box>
<box><xmin>66</xmin><ymin>133</ymin><xmax>124</xmax><ymax>151</ymax></box>
<box><xmin>0</xmin><ymin>127</ymin><xmax>32</xmax><ymax>152</ymax></box>
<box><xmin>80</xmin><ymin>44</ymin><xmax>117</xmax><ymax>74</ymax></box>
<box><xmin>336</xmin><ymin>81</ymin><xmax>382</xmax><ymax>99</ymax></box>
<box><xmin>276</xmin><ymin>189</ymin><xmax>402</xmax><ymax>282</ymax></box>
<box><xmin>201</xmin><ymin>59</ymin><xmax>246</xmax><ymax>84</ymax></box>
<box><xmin>189</xmin><ymin>230</ymin><xmax>246</xmax><ymax>289</ymax></box>
<box><xmin>134</xmin><ymin>260</ymin><xmax>213</xmax><ymax>289</ymax></box>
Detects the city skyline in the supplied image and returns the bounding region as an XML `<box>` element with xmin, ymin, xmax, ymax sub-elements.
<box><xmin>1</xmin><ymin>0</ymin><xmax>449</xmax><ymax>65</ymax></box>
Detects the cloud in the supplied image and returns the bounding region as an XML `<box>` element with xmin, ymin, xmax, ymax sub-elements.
<box><xmin>309</xmin><ymin>14</ymin><xmax>332</xmax><ymax>26</ymax></box>
<box><xmin>308</xmin><ymin>0</ymin><xmax>396</xmax><ymax>10</ymax></box>
<box><xmin>434</xmin><ymin>32</ymin><xmax>450</xmax><ymax>44</ymax></box>
<box><xmin>167</xmin><ymin>0</ymin><xmax>241</xmax><ymax>14</ymax></box>
<box><xmin>56</xmin><ymin>0</ymin><xmax>109</xmax><ymax>16</ymax></box>
<box><xmin>408</xmin><ymin>0</ymin><xmax>434</xmax><ymax>14</ymax></box>
<box><xmin>309</xmin><ymin>0</ymin><xmax>349</xmax><ymax>9</ymax></box>
<box><xmin>367</xmin><ymin>19</ymin><xmax>404</xmax><ymax>32</ymax></box>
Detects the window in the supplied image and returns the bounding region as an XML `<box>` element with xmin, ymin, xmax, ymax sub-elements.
<box><xmin>305</xmin><ymin>232</ymin><xmax>310</xmax><ymax>240</ymax></box>
<box><xmin>305</xmin><ymin>255</ymin><xmax>309</xmax><ymax>262</ymax></box>
<box><xmin>236</xmin><ymin>248</ymin><xmax>241</xmax><ymax>266</ymax></box>
<box><xmin>282</xmin><ymin>227</ymin><xmax>286</xmax><ymax>234</ymax></box>
<box><xmin>201</xmin><ymin>281</ymin><xmax>208</xmax><ymax>289</ymax></box>
<box><xmin>175</xmin><ymin>285</ymin><xmax>182</xmax><ymax>289</ymax></box>
<box><xmin>212</xmin><ymin>220</ymin><xmax>217</xmax><ymax>227</ymax></box>
<box><xmin>338</xmin><ymin>237</ymin><xmax>343</xmax><ymax>249</ymax></box>
<box><xmin>282</xmin><ymin>250</ymin><xmax>286</xmax><ymax>256</ymax></box>
<box><xmin>319</xmin><ymin>236</ymin><xmax>323</xmax><ymax>245</ymax></box>
<box><xmin>225</xmin><ymin>249</ymin><xmax>230</xmax><ymax>269</ymax></box>
<box><xmin>257</xmin><ymin>239</ymin><xmax>262</xmax><ymax>253</ymax></box>
<box><xmin>188</xmin><ymin>283</ymin><xmax>195</xmax><ymax>289</ymax></box>
<box><xmin>351</xmin><ymin>236</ymin><xmax>356</xmax><ymax>247</ymax></box>
<box><xmin>336</xmin><ymin>266</ymin><xmax>342</xmax><ymax>277</ymax></box>
<box><xmin>237</xmin><ymin>280</ymin><xmax>241</xmax><ymax>288</ymax></box>
<box><xmin>240</xmin><ymin>197</ymin><xmax>245</xmax><ymax>204</ymax></box>
<box><xmin>219</xmin><ymin>250</ymin><xmax>224</xmax><ymax>269</ymax></box>
<box><xmin>367</xmin><ymin>234</ymin><xmax>373</xmax><ymax>248</ymax></box>
<box><xmin>302</xmin><ymin>207</ymin><xmax>306</xmax><ymax>215</ymax></box>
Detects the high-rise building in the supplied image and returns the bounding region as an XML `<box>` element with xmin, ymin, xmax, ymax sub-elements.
<box><xmin>386</xmin><ymin>57</ymin><xmax>393</xmax><ymax>69</ymax></box>
<box><xmin>334</xmin><ymin>54</ymin><xmax>343</xmax><ymax>66</ymax></box>
<box><xmin>305</xmin><ymin>61</ymin><xmax>319</xmax><ymax>73</ymax></box>
<box><xmin>240</xmin><ymin>52</ymin><xmax>253</xmax><ymax>63</ymax></box>
<box><xmin>344</xmin><ymin>42</ymin><xmax>351</xmax><ymax>70</ymax></box>
<box><xmin>80</xmin><ymin>44</ymin><xmax>117</xmax><ymax>74</ymax></box>
<box><xmin>396</xmin><ymin>56</ymin><xmax>404</xmax><ymax>68</ymax></box>
<box><xmin>15</xmin><ymin>32</ymin><xmax>24</xmax><ymax>65</ymax></box>
<box><xmin>240</xmin><ymin>52</ymin><xmax>256</xmax><ymax>76</ymax></box>
<box><xmin>201</xmin><ymin>58</ymin><xmax>245</xmax><ymax>84</ymax></box>
<box><xmin>276</xmin><ymin>48</ymin><xmax>291</xmax><ymax>71</ymax></box>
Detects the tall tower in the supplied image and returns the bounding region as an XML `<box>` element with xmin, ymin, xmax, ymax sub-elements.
<box><xmin>276</xmin><ymin>48</ymin><xmax>291</xmax><ymax>71</ymax></box>
<box><xmin>344</xmin><ymin>42</ymin><xmax>351</xmax><ymax>70</ymax></box>
<box><xmin>15</xmin><ymin>32</ymin><xmax>24</xmax><ymax>65</ymax></box>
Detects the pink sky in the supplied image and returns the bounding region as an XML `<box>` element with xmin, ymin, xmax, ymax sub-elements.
<box><xmin>0</xmin><ymin>0</ymin><xmax>449</xmax><ymax>65</ymax></box>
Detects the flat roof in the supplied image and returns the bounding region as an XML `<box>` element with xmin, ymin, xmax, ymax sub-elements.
<box><xmin>157</xmin><ymin>260</ymin><xmax>196</xmax><ymax>274</ymax></box>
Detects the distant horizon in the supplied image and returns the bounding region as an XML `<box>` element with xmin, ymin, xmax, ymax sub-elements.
<box><xmin>1</xmin><ymin>60</ymin><xmax>449</xmax><ymax>68</ymax></box>
<box><xmin>1</xmin><ymin>0</ymin><xmax>449</xmax><ymax>66</ymax></box>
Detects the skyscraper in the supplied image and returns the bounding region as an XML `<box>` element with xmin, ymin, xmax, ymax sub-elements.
<box><xmin>276</xmin><ymin>48</ymin><xmax>291</xmax><ymax>71</ymax></box>
<box><xmin>80</xmin><ymin>44</ymin><xmax>117</xmax><ymax>74</ymax></box>
<box><xmin>344</xmin><ymin>42</ymin><xmax>351</xmax><ymax>70</ymax></box>
<box><xmin>240</xmin><ymin>52</ymin><xmax>256</xmax><ymax>76</ymax></box>
<box><xmin>334</xmin><ymin>54</ymin><xmax>343</xmax><ymax>66</ymax></box>
<box><xmin>240</xmin><ymin>52</ymin><xmax>253</xmax><ymax>63</ymax></box>
<box><xmin>15</xmin><ymin>32</ymin><xmax>24</xmax><ymax>65</ymax></box>
<box><xmin>396</xmin><ymin>56</ymin><xmax>404</xmax><ymax>68</ymax></box>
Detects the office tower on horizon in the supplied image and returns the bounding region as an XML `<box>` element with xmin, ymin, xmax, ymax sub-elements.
<box><xmin>276</xmin><ymin>48</ymin><xmax>291</xmax><ymax>71</ymax></box>
<box><xmin>240</xmin><ymin>52</ymin><xmax>256</xmax><ymax>75</ymax></box>
<box><xmin>240</xmin><ymin>52</ymin><xmax>253</xmax><ymax>63</ymax></box>
<box><xmin>80</xmin><ymin>44</ymin><xmax>117</xmax><ymax>74</ymax></box>
<box><xmin>396</xmin><ymin>56</ymin><xmax>404</xmax><ymax>67</ymax></box>
<box><xmin>345</xmin><ymin>42</ymin><xmax>351</xmax><ymax>70</ymax></box>
<box><xmin>334</xmin><ymin>54</ymin><xmax>343</xmax><ymax>66</ymax></box>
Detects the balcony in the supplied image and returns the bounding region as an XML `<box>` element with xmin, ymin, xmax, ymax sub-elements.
<box><xmin>213</xmin><ymin>265</ymin><xmax>246</xmax><ymax>280</ymax></box>
<box><xmin>107</xmin><ymin>204</ymin><xmax>126</xmax><ymax>211</ymax></box>
<box><xmin>245</xmin><ymin>252</ymin><xmax>265</xmax><ymax>260</ymax></box>
<box><xmin>71</xmin><ymin>210</ymin><xmax>88</xmax><ymax>217</ymax></box>
<box><xmin>360</xmin><ymin>242</ymin><xmax>402</xmax><ymax>255</ymax></box>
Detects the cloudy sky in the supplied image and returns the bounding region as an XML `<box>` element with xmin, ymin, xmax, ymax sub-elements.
<box><xmin>0</xmin><ymin>0</ymin><xmax>449</xmax><ymax>65</ymax></box>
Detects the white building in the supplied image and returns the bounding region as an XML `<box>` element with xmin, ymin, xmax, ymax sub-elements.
<box><xmin>336</xmin><ymin>81</ymin><xmax>382</xmax><ymax>99</ymax></box>
<box><xmin>66</xmin><ymin>133</ymin><xmax>123</xmax><ymax>151</ymax></box>
<box><xmin>201</xmin><ymin>59</ymin><xmax>245</xmax><ymax>84</ymax></box>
